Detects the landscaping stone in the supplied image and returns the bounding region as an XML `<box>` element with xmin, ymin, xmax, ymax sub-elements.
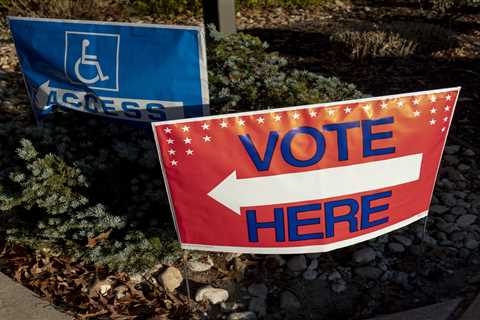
<box><xmin>457</xmin><ymin>215</ymin><xmax>477</xmax><ymax>228</ymax></box>
<box><xmin>187</xmin><ymin>256</ymin><xmax>214</xmax><ymax>272</ymax></box>
<box><xmin>388</xmin><ymin>242</ymin><xmax>405</xmax><ymax>253</ymax></box>
<box><xmin>249</xmin><ymin>297</ymin><xmax>266</xmax><ymax>316</ymax></box>
<box><xmin>392</xmin><ymin>235</ymin><xmax>413</xmax><ymax>247</ymax></box>
<box><xmin>228</xmin><ymin>311</ymin><xmax>257</xmax><ymax>320</ymax></box>
<box><xmin>287</xmin><ymin>255</ymin><xmax>307</xmax><ymax>272</ymax></box>
<box><xmin>248</xmin><ymin>283</ymin><xmax>268</xmax><ymax>298</ymax></box>
<box><xmin>280</xmin><ymin>291</ymin><xmax>301</xmax><ymax>309</ymax></box>
<box><xmin>158</xmin><ymin>267</ymin><xmax>183</xmax><ymax>292</ymax></box>
<box><xmin>195</xmin><ymin>286</ymin><xmax>229</xmax><ymax>304</ymax></box>
<box><xmin>354</xmin><ymin>266</ymin><xmax>383</xmax><ymax>280</ymax></box>
<box><xmin>353</xmin><ymin>247</ymin><xmax>376</xmax><ymax>264</ymax></box>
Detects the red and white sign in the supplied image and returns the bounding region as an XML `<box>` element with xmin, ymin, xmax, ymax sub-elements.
<box><xmin>152</xmin><ymin>88</ymin><xmax>460</xmax><ymax>254</ymax></box>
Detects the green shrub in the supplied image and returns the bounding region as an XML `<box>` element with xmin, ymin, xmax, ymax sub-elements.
<box><xmin>208</xmin><ymin>26</ymin><xmax>363</xmax><ymax>114</ymax></box>
<box><xmin>330</xmin><ymin>21</ymin><xmax>457</xmax><ymax>59</ymax></box>
<box><xmin>0</xmin><ymin>139</ymin><xmax>178</xmax><ymax>272</ymax></box>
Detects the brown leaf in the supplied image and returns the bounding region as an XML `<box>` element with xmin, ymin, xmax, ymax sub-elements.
<box><xmin>86</xmin><ymin>229</ymin><xmax>112</xmax><ymax>248</ymax></box>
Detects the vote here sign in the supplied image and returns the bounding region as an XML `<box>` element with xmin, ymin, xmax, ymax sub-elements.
<box><xmin>152</xmin><ymin>88</ymin><xmax>460</xmax><ymax>254</ymax></box>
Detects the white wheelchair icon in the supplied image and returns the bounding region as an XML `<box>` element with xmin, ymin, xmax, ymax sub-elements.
<box><xmin>74</xmin><ymin>39</ymin><xmax>109</xmax><ymax>84</ymax></box>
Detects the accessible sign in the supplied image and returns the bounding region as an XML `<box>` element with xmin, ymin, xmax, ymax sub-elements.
<box><xmin>9</xmin><ymin>17</ymin><xmax>209</xmax><ymax>122</ymax></box>
<box><xmin>153</xmin><ymin>88</ymin><xmax>460</xmax><ymax>253</ymax></box>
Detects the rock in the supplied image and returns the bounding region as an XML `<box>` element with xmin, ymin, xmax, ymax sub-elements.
<box><xmin>331</xmin><ymin>280</ymin><xmax>347</xmax><ymax>293</ymax></box>
<box><xmin>287</xmin><ymin>255</ymin><xmax>307</xmax><ymax>272</ymax></box>
<box><xmin>225</xmin><ymin>253</ymin><xmax>242</xmax><ymax>261</ymax></box>
<box><xmin>280</xmin><ymin>291</ymin><xmax>301</xmax><ymax>309</ymax></box>
<box><xmin>328</xmin><ymin>270</ymin><xmax>342</xmax><ymax>281</ymax></box>
<box><xmin>444</xmin><ymin>155</ymin><xmax>460</xmax><ymax>166</ymax></box>
<box><xmin>303</xmin><ymin>269</ymin><xmax>318</xmax><ymax>280</ymax></box>
<box><xmin>354</xmin><ymin>267</ymin><xmax>383</xmax><ymax>280</ymax></box>
<box><xmin>450</xmin><ymin>206</ymin><xmax>467</xmax><ymax>216</ymax></box>
<box><xmin>99</xmin><ymin>282</ymin><xmax>112</xmax><ymax>296</ymax></box>
<box><xmin>353</xmin><ymin>247</ymin><xmax>376</xmax><ymax>264</ymax></box>
<box><xmin>307</xmin><ymin>258</ymin><xmax>319</xmax><ymax>270</ymax></box>
<box><xmin>187</xmin><ymin>256</ymin><xmax>214</xmax><ymax>272</ymax></box>
<box><xmin>221</xmin><ymin>302</ymin><xmax>243</xmax><ymax>312</ymax></box>
<box><xmin>393</xmin><ymin>235</ymin><xmax>413</xmax><ymax>247</ymax></box>
<box><xmin>388</xmin><ymin>242</ymin><xmax>405</xmax><ymax>253</ymax></box>
<box><xmin>444</xmin><ymin>145</ymin><xmax>460</xmax><ymax>154</ymax></box>
<box><xmin>458</xmin><ymin>164</ymin><xmax>470</xmax><ymax>172</ymax></box>
<box><xmin>430</xmin><ymin>205</ymin><xmax>450</xmax><ymax>215</ymax></box>
<box><xmin>195</xmin><ymin>286</ymin><xmax>229</xmax><ymax>304</ymax></box>
<box><xmin>441</xmin><ymin>193</ymin><xmax>457</xmax><ymax>207</ymax></box>
<box><xmin>114</xmin><ymin>285</ymin><xmax>128</xmax><ymax>300</ymax></box>
<box><xmin>158</xmin><ymin>267</ymin><xmax>183</xmax><ymax>292</ymax></box>
<box><xmin>450</xmin><ymin>231</ymin><xmax>465</xmax><ymax>242</ymax></box>
<box><xmin>228</xmin><ymin>311</ymin><xmax>257</xmax><ymax>320</ymax></box>
<box><xmin>248</xmin><ymin>283</ymin><xmax>268</xmax><ymax>298</ymax></box>
<box><xmin>437</xmin><ymin>220</ymin><xmax>456</xmax><ymax>234</ymax></box>
<box><xmin>463</xmin><ymin>149</ymin><xmax>476</xmax><ymax>157</ymax></box>
<box><xmin>265</xmin><ymin>255</ymin><xmax>285</xmax><ymax>269</ymax></box>
<box><xmin>456</xmin><ymin>214</ymin><xmax>477</xmax><ymax>228</ymax></box>
<box><xmin>465</xmin><ymin>239</ymin><xmax>479</xmax><ymax>250</ymax></box>
<box><xmin>249</xmin><ymin>297</ymin><xmax>266</xmax><ymax>316</ymax></box>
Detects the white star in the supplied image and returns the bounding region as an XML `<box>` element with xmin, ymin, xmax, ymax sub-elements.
<box><xmin>168</xmin><ymin>149</ymin><xmax>176</xmax><ymax>155</ymax></box>
<box><xmin>170</xmin><ymin>160</ymin><xmax>178</xmax><ymax>166</ymax></box>
<box><xmin>203</xmin><ymin>135</ymin><xmax>211</xmax><ymax>142</ymax></box>
<box><xmin>220</xmin><ymin>120</ymin><xmax>228</xmax><ymax>128</ymax></box>
<box><xmin>441</xmin><ymin>127</ymin><xmax>446</xmax><ymax>132</ymax></box>
<box><xmin>396</xmin><ymin>100</ymin><xmax>404</xmax><ymax>107</ymax></box>
<box><xmin>256</xmin><ymin>117</ymin><xmax>265</xmax><ymax>124</ymax></box>
<box><xmin>184</xmin><ymin>137</ymin><xmax>192</xmax><ymax>144</ymax></box>
<box><xmin>430</xmin><ymin>95</ymin><xmax>437</xmax><ymax>102</ymax></box>
<box><xmin>273</xmin><ymin>114</ymin><xmax>282</xmax><ymax>121</ymax></box>
<box><xmin>445</xmin><ymin>94</ymin><xmax>452</xmax><ymax>101</ymax></box>
<box><xmin>429</xmin><ymin>119</ymin><xmax>436</xmax><ymax>125</ymax></box>
<box><xmin>381</xmin><ymin>102</ymin><xmax>388</xmax><ymax>109</ymax></box>
<box><xmin>237</xmin><ymin>118</ymin><xmax>245</xmax><ymax>126</ymax></box>
<box><xmin>344</xmin><ymin>106</ymin><xmax>352</xmax><ymax>113</ymax></box>
<box><xmin>164</xmin><ymin>127</ymin><xmax>172</xmax><ymax>134</ymax></box>
<box><xmin>327</xmin><ymin>109</ymin><xmax>335</xmax><ymax>116</ymax></box>
<box><xmin>181</xmin><ymin>125</ymin><xmax>190</xmax><ymax>132</ymax></box>
<box><xmin>413</xmin><ymin>110</ymin><xmax>421</xmax><ymax>117</ymax></box>
<box><xmin>443</xmin><ymin>116</ymin><xmax>449</xmax><ymax>122</ymax></box>
<box><xmin>186</xmin><ymin>149</ymin><xmax>194</xmax><ymax>155</ymax></box>
<box><xmin>362</xmin><ymin>104</ymin><xmax>371</xmax><ymax>111</ymax></box>
<box><xmin>167</xmin><ymin>138</ymin><xmax>174</xmax><ymax>144</ymax></box>
<box><xmin>292</xmin><ymin>112</ymin><xmax>300</xmax><ymax>120</ymax></box>
<box><xmin>444</xmin><ymin>106</ymin><xmax>450</xmax><ymax>112</ymax></box>
<box><xmin>413</xmin><ymin>98</ymin><xmax>420</xmax><ymax>105</ymax></box>
<box><xmin>201</xmin><ymin>123</ymin><xmax>210</xmax><ymax>130</ymax></box>
<box><xmin>430</xmin><ymin>107</ymin><xmax>437</xmax><ymax>114</ymax></box>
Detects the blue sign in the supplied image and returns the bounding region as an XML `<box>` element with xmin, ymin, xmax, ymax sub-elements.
<box><xmin>8</xmin><ymin>17</ymin><xmax>209</xmax><ymax>122</ymax></box>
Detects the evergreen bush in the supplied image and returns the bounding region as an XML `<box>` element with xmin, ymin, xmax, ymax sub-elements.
<box><xmin>208</xmin><ymin>26</ymin><xmax>363</xmax><ymax>113</ymax></box>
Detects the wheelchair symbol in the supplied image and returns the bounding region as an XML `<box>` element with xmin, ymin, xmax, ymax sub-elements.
<box><xmin>65</xmin><ymin>31</ymin><xmax>119</xmax><ymax>91</ymax></box>
<box><xmin>74</xmin><ymin>39</ymin><xmax>110</xmax><ymax>84</ymax></box>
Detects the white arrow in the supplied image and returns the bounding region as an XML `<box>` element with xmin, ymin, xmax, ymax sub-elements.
<box><xmin>208</xmin><ymin>153</ymin><xmax>423</xmax><ymax>215</ymax></box>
